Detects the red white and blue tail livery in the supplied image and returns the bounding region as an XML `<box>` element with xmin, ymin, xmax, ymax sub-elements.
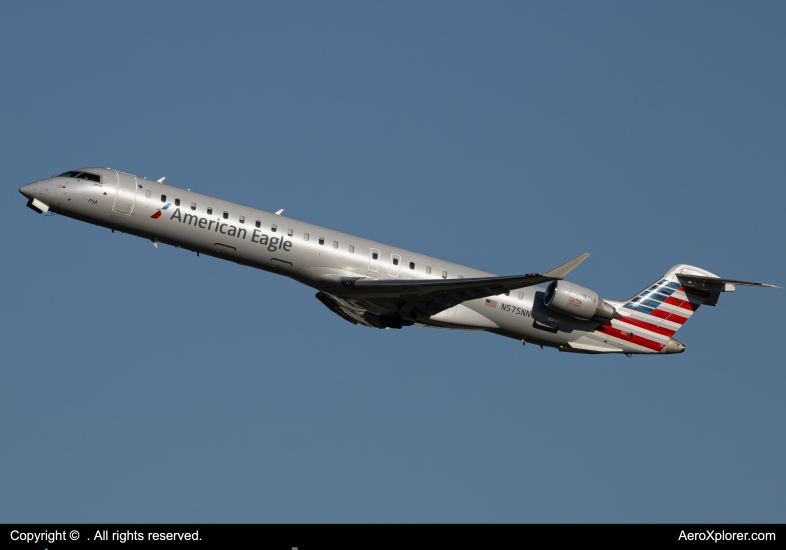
<box><xmin>584</xmin><ymin>265</ymin><xmax>778</xmax><ymax>355</ymax></box>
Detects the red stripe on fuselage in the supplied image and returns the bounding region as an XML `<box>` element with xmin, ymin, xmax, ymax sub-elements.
<box><xmin>596</xmin><ymin>325</ymin><xmax>664</xmax><ymax>352</ymax></box>
<box><xmin>617</xmin><ymin>316</ymin><xmax>676</xmax><ymax>337</ymax></box>
<box><xmin>151</xmin><ymin>211</ymin><xmax>162</xmax><ymax>219</ymax></box>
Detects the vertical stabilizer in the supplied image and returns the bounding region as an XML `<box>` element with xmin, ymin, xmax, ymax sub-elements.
<box><xmin>591</xmin><ymin>265</ymin><xmax>721</xmax><ymax>353</ymax></box>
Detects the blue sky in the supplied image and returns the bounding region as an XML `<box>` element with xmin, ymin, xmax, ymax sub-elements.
<box><xmin>1</xmin><ymin>1</ymin><xmax>784</xmax><ymax>522</ymax></box>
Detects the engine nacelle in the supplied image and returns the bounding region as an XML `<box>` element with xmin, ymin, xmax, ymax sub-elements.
<box><xmin>543</xmin><ymin>280</ymin><xmax>617</xmax><ymax>321</ymax></box>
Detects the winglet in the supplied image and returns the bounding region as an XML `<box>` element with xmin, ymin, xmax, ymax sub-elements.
<box><xmin>542</xmin><ymin>253</ymin><xmax>590</xmax><ymax>280</ymax></box>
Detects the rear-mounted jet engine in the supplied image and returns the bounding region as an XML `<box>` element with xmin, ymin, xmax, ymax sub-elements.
<box><xmin>544</xmin><ymin>280</ymin><xmax>618</xmax><ymax>321</ymax></box>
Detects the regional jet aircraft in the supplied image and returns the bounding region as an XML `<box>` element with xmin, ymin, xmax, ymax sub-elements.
<box><xmin>19</xmin><ymin>168</ymin><xmax>778</xmax><ymax>356</ymax></box>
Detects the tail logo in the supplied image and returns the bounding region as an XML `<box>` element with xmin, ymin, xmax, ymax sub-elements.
<box><xmin>595</xmin><ymin>278</ymin><xmax>710</xmax><ymax>352</ymax></box>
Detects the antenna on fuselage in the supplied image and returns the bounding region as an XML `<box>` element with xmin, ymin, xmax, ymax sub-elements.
<box><xmin>157</xmin><ymin>177</ymin><xmax>165</xmax><ymax>183</ymax></box>
<box><xmin>275</xmin><ymin>209</ymin><xmax>283</xmax><ymax>215</ymax></box>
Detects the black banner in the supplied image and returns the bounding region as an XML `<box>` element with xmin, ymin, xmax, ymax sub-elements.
<box><xmin>2</xmin><ymin>524</ymin><xmax>782</xmax><ymax>547</ymax></box>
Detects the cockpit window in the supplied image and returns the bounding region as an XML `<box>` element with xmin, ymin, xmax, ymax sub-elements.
<box><xmin>58</xmin><ymin>171</ymin><xmax>100</xmax><ymax>183</ymax></box>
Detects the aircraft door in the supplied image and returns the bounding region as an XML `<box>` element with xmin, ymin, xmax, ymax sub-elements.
<box><xmin>112</xmin><ymin>171</ymin><xmax>137</xmax><ymax>215</ymax></box>
<box><xmin>389</xmin><ymin>254</ymin><xmax>401</xmax><ymax>277</ymax></box>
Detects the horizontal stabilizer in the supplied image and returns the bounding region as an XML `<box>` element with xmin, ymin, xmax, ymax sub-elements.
<box><xmin>677</xmin><ymin>274</ymin><xmax>780</xmax><ymax>289</ymax></box>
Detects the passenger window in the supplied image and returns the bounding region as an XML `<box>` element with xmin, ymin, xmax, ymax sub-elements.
<box><xmin>349</xmin><ymin>245</ymin><xmax>354</xmax><ymax>253</ymax></box>
<box><xmin>255</xmin><ymin>220</ymin><xmax>261</xmax><ymax>228</ymax></box>
<box><xmin>442</xmin><ymin>271</ymin><xmax>447</xmax><ymax>278</ymax></box>
<box><xmin>518</xmin><ymin>292</ymin><xmax>524</xmax><ymax>300</ymax></box>
<box><xmin>372</xmin><ymin>252</ymin><xmax>378</xmax><ymax>260</ymax></box>
<box><xmin>145</xmin><ymin>190</ymin><xmax>151</xmax><ymax>198</ymax></box>
<box><xmin>161</xmin><ymin>194</ymin><xmax>166</xmax><ymax>202</ymax></box>
<box><xmin>333</xmin><ymin>241</ymin><xmax>338</xmax><ymax>249</ymax></box>
<box><xmin>304</xmin><ymin>233</ymin><xmax>309</xmax><ymax>241</ymax></box>
<box><xmin>288</xmin><ymin>229</ymin><xmax>293</xmax><ymax>236</ymax></box>
<box><xmin>239</xmin><ymin>215</ymin><xmax>244</xmax><ymax>223</ymax></box>
<box><xmin>319</xmin><ymin>238</ymin><xmax>324</xmax><ymax>245</ymax></box>
<box><xmin>207</xmin><ymin>207</ymin><xmax>213</xmax><ymax>215</ymax></box>
<box><xmin>191</xmin><ymin>202</ymin><xmax>196</xmax><ymax>211</ymax></box>
<box><xmin>223</xmin><ymin>211</ymin><xmax>228</xmax><ymax>219</ymax></box>
<box><xmin>426</xmin><ymin>266</ymin><xmax>431</xmax><ymax>274</ymax></box>
<box><xmin>175</xmin><ymin>199</ymin><xmax>180</xmax><ymax>206</ymax></box>
<box><xmin>271</xmin><ymin>224</ymin><xmax>277</xmax><ymax>232</ymax></box>
<box><xmin>393</xmin><ymin>257</ymin><xmax>399</xmax><ymax>266</ymax></box>
<box><xmin>409</xmin><ymin>262</ymin><xmax>415</xmax><ymax>270</ymax></box>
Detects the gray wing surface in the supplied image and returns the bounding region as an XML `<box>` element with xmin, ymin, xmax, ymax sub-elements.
<box><xmin>333</xmin><ymin>253</ymin><xmax>590</xmax><ymax>323</ymax></box>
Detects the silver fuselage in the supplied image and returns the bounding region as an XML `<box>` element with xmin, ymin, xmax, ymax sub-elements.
<box><xmin>19</xmin><ymin>168</ymin><xmax>647</xmax><ymax>353</ymax></box>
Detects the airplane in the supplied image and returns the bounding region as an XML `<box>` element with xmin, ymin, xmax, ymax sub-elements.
<box><xmin>19</xmin><ymin>168</ymin><xmax>779</xmax><ymax>356</ymax></box>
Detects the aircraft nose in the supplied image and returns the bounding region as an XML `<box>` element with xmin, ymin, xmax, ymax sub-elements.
<box><xmin>19</xmin><ymin>183</ymin><xmax>36</xmax><ymax>199</ymax></box>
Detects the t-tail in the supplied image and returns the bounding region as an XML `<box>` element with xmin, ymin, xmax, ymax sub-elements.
<box><xmin>591</xmin><ymin>264</ymin><xmax>779</xmax><ymax>355</ymax></box>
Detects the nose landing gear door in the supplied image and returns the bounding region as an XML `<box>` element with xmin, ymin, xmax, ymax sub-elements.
<box><xmin>112</xmin><ymin>171</ymin><xmax>138</xmax><ymax>215</ymax></box>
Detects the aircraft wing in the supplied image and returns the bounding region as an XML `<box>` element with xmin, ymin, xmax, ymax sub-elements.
<box><xmin>337</xmin><ymin>253</ymin><xmax>590</xmax><ymax>321</ymax></box>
